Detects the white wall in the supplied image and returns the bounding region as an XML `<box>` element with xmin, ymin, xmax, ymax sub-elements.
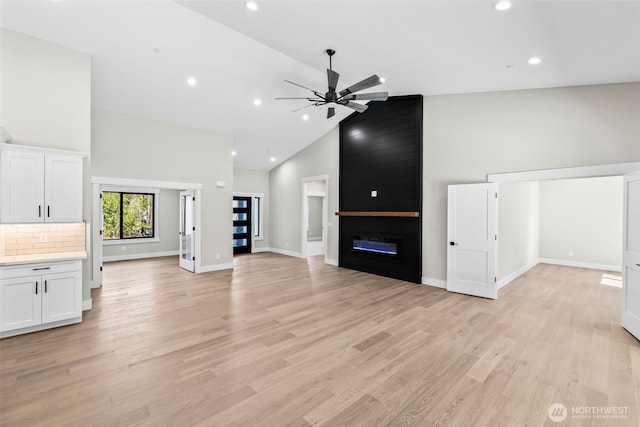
<box><xmin>269</xmin><ymin>127</ymin><xmax>339</xmax><ymax>262</ymax></box>
<box><xmin>540</xmin><ymin>176</ymin><xmax>623</xmax><ymax>269</ymax></box>
<box><xmin>233</xmin><ymin>168</ymin><xmax>270</xmax><ymax>251</ymax></box>
<box><xmin>0</xmin><ymin>28</ymin><xmax>93</xmax><ymax>300</ymax></box>
<box><xmin>423</xmin><ymin>83</ymin><xmax>640</xmax><ymax>283</ymax></box>
<box><xmin>92</xmin><ymin>108</ymin><xmax>234</xmax><ymax>270</ymax></box>
<box><xmin>102</xmin><ymin>189</ymin><xmax>179</xmax><ymax>260</ymax></box>
<box><xmin>497</xmin><ymin>181</ymin><xmax>540</xmax><ymax>283</ymax></box>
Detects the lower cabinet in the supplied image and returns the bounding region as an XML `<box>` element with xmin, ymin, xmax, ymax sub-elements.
<box><xmin>0</xmin><ymin>260</ymin><xmax>82</xmax><ymax>337</ymax></box>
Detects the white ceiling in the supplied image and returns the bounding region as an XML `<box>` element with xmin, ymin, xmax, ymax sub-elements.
<box><xmin>1</xmin><ymin>1</ymin><xmax>639</xmax><ymax>171</ymax></box>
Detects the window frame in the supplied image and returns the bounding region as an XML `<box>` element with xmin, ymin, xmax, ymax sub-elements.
<box><xmin>253</xmin><ymin>195</ymin><xmax>264</xmax><ymax>240</ymax></box>
<box><xmin>102</xmin><ymin>186</ymin><xmax>160</xmax><ymax>245</ymax></box>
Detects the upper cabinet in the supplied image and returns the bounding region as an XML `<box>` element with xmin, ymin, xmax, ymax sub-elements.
<box><xmin>0</xmin><ymin>144</ymin><xmax>84</xmax><ymax>223</ymax></box>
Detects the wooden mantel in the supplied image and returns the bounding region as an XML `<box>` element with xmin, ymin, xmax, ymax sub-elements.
<box><xmin>335</xmin><ymin>211</ymin><xmax>420</xmax><ymax>218</ymax></box>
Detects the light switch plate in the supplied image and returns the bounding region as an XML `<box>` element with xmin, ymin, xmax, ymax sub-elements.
<box><xmin>371</xmin><ymin>190</ymin><xmax>377</xmax><ymax>197</ymax></box>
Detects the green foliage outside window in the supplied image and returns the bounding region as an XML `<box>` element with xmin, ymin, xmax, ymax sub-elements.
<box><xmin>102</xmin><ymin>192</ymin><xmax>154</xmax><ymax>240</ymax></box>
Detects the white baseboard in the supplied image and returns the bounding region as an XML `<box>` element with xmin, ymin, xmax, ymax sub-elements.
<box><xmin>103</xmin><ymin>250</ymin><xmax>179</xmax><ymax>262</ymax></box>
<box><xmin>497</xmin><ymin>260</ymin><xmax>539</xmax><ymax>290</ymax></box>
<box><xmin>82</xmin><ymin>298</ymin><xmax>92</xmax><ymax>311</ymax></box>
<box><xmin>325</xmin><ymin>258</ymin><xmax>338</xmax><ymax>266</ymax></box>
<box><xmin>253</xmin><ymin>247</ymin><xmax>271</xmax><ymax>253</ymax></box>
<box><xmin>538</xmin><ymin>258</ymin><xmax>622</xmax><ymax>273</ymax></box>
<box><xmin>197</xmin><ymin>262</ymin><xmax>234</xmax><ymax>273</ymax></box>
<box><xmin>269</xmin><ymin>247</ymin><xmax>304</xmax><ymax>258</ymax></box>
<box><xmin>421</xmin><ymin>277</ymin><xmax>447</xmax><ymax>289</ymax></box>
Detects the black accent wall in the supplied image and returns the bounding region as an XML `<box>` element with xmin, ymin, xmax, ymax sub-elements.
<box><xmin>339</xmin><ymin>95</ymin><xmax>423</xmax><ymax>283</ymax></box>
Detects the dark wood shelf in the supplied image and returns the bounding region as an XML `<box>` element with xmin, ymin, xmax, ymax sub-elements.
<box><xmin>335</xmin><ymin>211</ymin><xmax>420</xmax><ymax>218</ymax></box>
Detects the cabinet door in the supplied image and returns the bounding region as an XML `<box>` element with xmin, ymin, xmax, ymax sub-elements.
<box><xmin>41</xmin><ymin>271</ymin><xmax>81</xmax><ymax>324</ymax></box>
<box><xmin>0</xmin><ymin>150</ymin><xmax>45</xmax><ymax>223</ymax></box>
<box><xmin>44</xmin><ymin>154</ymin><xmax>83</xmax><ymax>222</ymax></box>
<box><xmin>0</xmin><ymin>275</ymin><xmax>42</xmax><ymax>332</ymax></box>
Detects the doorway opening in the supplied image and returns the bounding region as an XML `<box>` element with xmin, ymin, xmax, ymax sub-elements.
<box><xmin>446</xmin><ymin>162</ymin><xmax>640</xmax><ymax>301</ymax></box>
<box><xmin>91</xmin><ymin>176</ymin><xmax>202</xmax><ymax>288</ymax></box>
<box><xmin>302</xmin><ymin>175</ymin><xmax>329</xmax><ymax>260</ymax></box>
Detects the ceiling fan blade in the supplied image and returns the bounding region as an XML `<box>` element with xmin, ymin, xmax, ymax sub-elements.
<box><xmin>284</xmin><ymin>80</ymin><xmax>322</xmax><ymax>95</ymax></box>
<box><xmin>327</xmin><ymin>69</ymin><xmax>339</xmax><ymax>92</ymax></box>
<box><xmin>338</xmin><ymin>75</ymin><xmax>382</xmax><ymax>97</ymax></box>
<box><xmin>327</xmin><ymin>107</ymin><xmax>335</xmax><ymax>119</ymax></box>
<box><xmin>343</xmin><ymin>101</ymin><xmax>369</xmax><ymax>113</ymax></box>
<box><xmin>292</xmin><ymin>103</ymin><xmax>320</xmax><ymax>112</ymax></box>
<box><xmin>340</xmin><ymin>91</ymin><xmax>388</xmax><ymax>101</ymax></box>
<box><xmin>275</xmin><ymin>97</ymin><xmax>324</xmax><ymax>101</ymax></box>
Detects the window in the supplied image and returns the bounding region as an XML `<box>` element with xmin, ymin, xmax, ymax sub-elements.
<box><xmin>102</xmin><ymin>190</ymin><xmax>157</xmax><ymax>242</ymax></box>
<box><xmin>253</xmin><ymin>196</ymin><xmax>263</xmax><ymax>239</ymax></box>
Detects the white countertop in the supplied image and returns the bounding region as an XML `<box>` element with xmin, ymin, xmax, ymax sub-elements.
<box><xmin>0</xmin><ymin>251</ymin><xmax>87</xmax><ymax>266</ymax></box>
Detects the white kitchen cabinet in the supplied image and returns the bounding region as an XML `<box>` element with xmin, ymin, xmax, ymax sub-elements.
<box><xmin>0</xmin><ymin>145</ymin><xmax>84</xmax><ymax>223</ymax></box>
<box><xmin>0</xmin><ymin>260</ymin><xmax>82</xmax><ymax>337</ymax></box>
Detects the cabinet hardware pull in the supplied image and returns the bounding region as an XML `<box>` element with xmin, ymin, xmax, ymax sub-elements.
<box><xmin>38</xmin><ymin>205</ymin><xmax>42</xmax><ymax>217</ymax></box>
<box><xmin>32</xmin><ymin>267</ymin><xmax>51</xmax><ymax>271</ymax></box>
<box><xmin>47</xmin><ymin>206</ymin><xmax>50</xmax><ymax>218</ymax></box>
<box><xmin>45</xmin><ymin>280</ymin><xmax>47</xmax><ymax>293</ymax></box>
<box><xmin>35</xmin><ymin>281</ymin><xmax>38</xmax><ymax>295</ymax></box>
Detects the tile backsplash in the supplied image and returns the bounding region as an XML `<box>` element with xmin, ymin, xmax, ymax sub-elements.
<box><xmin>0</xmin><ymin>223</ymin><xmax>86</xmax><ymax>257</ymax></box>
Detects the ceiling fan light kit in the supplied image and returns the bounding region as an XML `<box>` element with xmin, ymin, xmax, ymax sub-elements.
<box><xmin>276</xmin><ymin>49</ymin><xmax>389</xmax><ymax>119</ymax></box>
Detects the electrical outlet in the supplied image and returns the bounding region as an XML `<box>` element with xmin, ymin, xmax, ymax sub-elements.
<box><xmin>568</xmin><ymin>250</ymin><xmax>574</xmax><ymax>257</ymax></box>
<box><xmin>216</xmin><ymin>253</ymin><xmax>220</xmax><ymax>259</ymax></box>
<box><xmin>38</xmin><ymin>233</ymin><xmax>48</xmax><ymax>243</ymax></box>
<box><xmin>121</xmin><ymin>246</ymin><xmax>126</xmax><ymax>251</ymax></box>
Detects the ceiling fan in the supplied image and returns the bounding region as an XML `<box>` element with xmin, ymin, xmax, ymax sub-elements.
<box><xmin>276</xmin><ymin>49</ymin><xmax>389</xmax><ymax>119</ymax></box>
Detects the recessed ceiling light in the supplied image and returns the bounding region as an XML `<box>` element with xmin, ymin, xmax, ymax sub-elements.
<box><xmin>302</xmin><ymin>114</ymin><xmax>309</xmax><ymax>121</ymax></box>
<box><xmin>231</xmin><ymin>150</ymin><xmax>237</xmax><ymax>156</ymax></box>
<box><xmin>270</xmin><ymin>156</ymin><xmax>276</xmax><ymax>162</ymax></box>
<box><xmin>379</xmin><ymin>77</ymin><xmax>386</xmax><ymax>83</ymax></box>
<box><xmin>528</xmin><ymin>56</ymin><xmax>542</xmax><ymax>65</ymax></box>
<box><xmin>245</xmin><ymin>2</ymin><xmax>258</xmax><ymax>11</ymax></box>
<box><xmin>254</xmin><ymin>98</ymin><xmax>262</xmax><ymax>106</ymax></box>
<box><xmin>186</xmin><ymin>77</ymin><xmax>197</xmax><ymax>86</ymax></box>
<box><xmin>152</xmin><ymin>48</ymin><xmax>160</xmax><ymax>54</ymax></box>
<box><xmin>494</xmin><ymin>1</ymin><xmax>512</xmax><ymax>11</ymax></box>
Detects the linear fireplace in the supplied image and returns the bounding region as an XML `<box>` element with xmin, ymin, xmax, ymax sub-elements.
<box><xmin>352</xmin><ymin>235</ymin><xmax>401</xmax><ymax>257</ymax></box>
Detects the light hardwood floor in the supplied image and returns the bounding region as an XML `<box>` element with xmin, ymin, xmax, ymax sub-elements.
<box><xmin>1</xmin><ymin>254</ymin><xmax>639</xmax><ymax>426</ymax></box>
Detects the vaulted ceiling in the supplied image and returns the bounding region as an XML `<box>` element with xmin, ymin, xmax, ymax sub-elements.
<box><xmin>2</xmin><ymin>1</ymin><xmax>639</xmax><ymax>170</ymax></box>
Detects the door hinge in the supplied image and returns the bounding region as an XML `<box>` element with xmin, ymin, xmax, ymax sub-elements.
<box><xmin>100</xmin><ymin>193</ymin><xmax>103</xmax><ymax>199</ymax></box>
<box><xmin>99</xmin><ymin>230</ymin><xmax>103</xmax><ymax>235</ymax></box>
<box><xmin>192</xmin><ymin>197</ymin><xmax>195</xmax><ymax>201</ymax></box>
<box><xmin>495</xmin><ymin>234</ymin><xmax>497</xmax><ymax>241</ymax></box>
<box><xmin>495</xmin><ymin>192</ymin><xmax>498</xmax><ymax>198</ymax></box>
<box><xmin>192</xmin><ymin>257</ymin><xmax>195</xmax><ymax>261</ymax></box>
<box><xmin>494</xmin><ymin>277</ymin><xmax>497</xmax><ymax>283</ymax></box>
<box><xmin>192</xmin><ymin>226</ymin><xmax>195</xmax><ymax>231</ymax></box>
<box><xmin>100</xmin><ymin>266</ymin><xmax>103</xmax><ymax>272</ymax></box>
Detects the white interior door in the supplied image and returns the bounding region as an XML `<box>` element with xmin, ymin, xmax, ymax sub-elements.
<box><xmin>179</xmin><ymin>190</ymin><xmax>195</xmax><ymax>272</ymax></box>
<box><xmin>622</xmin><ymin>172</ymin><xmax>640</xmax><ymax>340</ymax></box>
<box><xmin>447</xmin><ymin>183</ymin><xmax>498</xmax><ymax>299</ymax></box>
<box><xmin>93</xmin><ymin>185</ymin><xmax>103</xmax><ymax>288</ymax></box>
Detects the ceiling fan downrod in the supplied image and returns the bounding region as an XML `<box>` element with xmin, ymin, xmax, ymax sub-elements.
<box><xmin>326</xmin><ymin>49</ymin><xmax>335</xmax><ymax>71</ymax></box>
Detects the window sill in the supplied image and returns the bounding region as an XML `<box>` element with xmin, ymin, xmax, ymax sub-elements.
<box><xmin>103</xmin><ymin>237</ymin><xmax>160</xmax><ymax>246</ymax></box>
